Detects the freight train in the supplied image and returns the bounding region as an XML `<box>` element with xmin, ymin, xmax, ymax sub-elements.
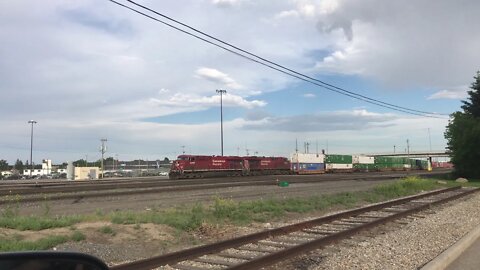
<box><xmin>168</xmin><ymin>153</ymin><xmax>432</xmax><ymax>179</ymax></box>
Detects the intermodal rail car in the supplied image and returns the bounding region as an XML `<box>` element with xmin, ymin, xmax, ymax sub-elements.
<box><xmin>169</xmin><ymin>153</ymin><xmax>435</xmax><ymax>179</ymax></box>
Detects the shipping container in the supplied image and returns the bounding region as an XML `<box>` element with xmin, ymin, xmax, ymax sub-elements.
<box><xmin>292</xmin><ymin>162</ymin><xmax>325</xmax><ymax>174</ymax></box>
<box><xmin>353</xmin><ymin>163</ymin><xmax>376</xmax><ymax>171</ymax></box>
<box><xmin>352</xmin><ymin>155</ymin><xmax>375</xmax><ymax>164</ymax></box>
<box><xmin>325</xmin><ymin>154</ymin><xmax>353</xmax><ymax>164</ymax></box>
<box><xmin>326</xmin><ymin>163</ymin><xmax>353</xmax><ymax>171</ymax></box>
<box><xmin>290</xmin><ymin>153</ymin><xmax>325</xmax><ymax>163</ymax></box>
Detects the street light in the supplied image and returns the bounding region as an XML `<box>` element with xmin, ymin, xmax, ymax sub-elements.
<box><xmin>28</xmin><ymin>120</ymin><xmax>37</xmax><ymax>178</ymax></box>
<box><xmin>216</xmin><ymin>89</ymin><xmax>227</xmax><ymax>156</ymax></box>
<box><xmin>100</xmin><ymin>138</ymin><xmax>107</xmax><ymax>178</ymax></box>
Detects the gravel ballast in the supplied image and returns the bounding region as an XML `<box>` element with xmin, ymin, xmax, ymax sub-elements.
<box><xmin>306</xmin><ymin>190</ymin><xmax>480</xmax><ymax>270</ymax></box>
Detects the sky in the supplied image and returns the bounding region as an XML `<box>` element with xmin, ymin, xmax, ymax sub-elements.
<box><xmin>1</xmin><ymin>0</ymin><xmax>479</xmax><ymax>164</ymax></box>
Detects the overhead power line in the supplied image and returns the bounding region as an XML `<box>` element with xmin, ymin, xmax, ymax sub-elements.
<box><xmin>108</xmin><ymin>0</ymin><xmax>448</xmax><ymax>119</ymax></box>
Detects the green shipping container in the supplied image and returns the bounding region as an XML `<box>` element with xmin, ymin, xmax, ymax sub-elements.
<box><xmin>375</xmin><ymin>156</ymin><xmax>409</xmax><ymax>165</ymax></box>
<box><xmin>353</xmin><ymin>164</ymin><xmax>376</xmax><ymax>170</ymax></box>
<box><xmin>325</xmin><ymin>154</ymin><xmax>352</xmax><ymax>164</ymax></box>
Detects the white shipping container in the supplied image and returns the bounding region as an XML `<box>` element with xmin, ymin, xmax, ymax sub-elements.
<box><xmin>291</xmin><ymin>153</ymin><xmax>325</xmax><ymax>163</ymax></box>
<box><xmin>358</xmin><ymin>156</ymin><xmax>375</xmax><ymax>164</ymax></box>
<box><xmin>326</xmin><ymin>163</ymin><xmax>353</xmax><ymax>170</ymax></box>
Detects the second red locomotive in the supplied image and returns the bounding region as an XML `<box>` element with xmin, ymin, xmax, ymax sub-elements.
<box><xmin>169</xmin><ymin>155</ymin><xmax>291</xmax><ymax>179</ymax></box>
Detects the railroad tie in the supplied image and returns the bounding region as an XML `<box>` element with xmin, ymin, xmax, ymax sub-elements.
<box><xmin>192</xmin><ymin>256</ymin><xmax>239</xmax><ymax>267</ymax></box>
<box><xmin>217</xmin><ymin>252</ymin><xmax>256</xmax><ymax>260</ymax></box>
<box><xmin>171</xmin><ymin>263</ymin><xmax>211</xmax><ymax>270</ymax></box>
<box><xmin>236</xmin><ymin>245</ymin><xmax>277</xmax><ymax>253</ymax></box>
<box><xmin>257</xmin><ymin>240</ymin><xmax>296</xmax><ymax>248</ymax></box>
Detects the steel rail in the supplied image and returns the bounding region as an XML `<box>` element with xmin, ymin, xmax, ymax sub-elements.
<box><xmin>0</xmin><ymin>180</ymin><xmax>277</xmax><ymax>205</ymax></box>
<box><xmin>111</xmin><ymin>186</ymin><xmax>474</xmax><ymax>270</ymax></box>
<box><xmin>228</xmin><ymin>187</ymin><xmax>479</xmax><ymax>270</ymax></box>
<box><xmin>0</xmin><ymin>170</ymin><xmax>450</xmax><ymax>197</ymax></box>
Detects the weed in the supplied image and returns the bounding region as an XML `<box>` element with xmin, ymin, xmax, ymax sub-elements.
<box><xmin>95</xmin><ymin>208</ymin><xmax>104</xmax><ymax>217</ymax></box>
<box><xmin>42</xmin><ymin>195</ymin><xmax>50</xmax><ymax>216</ymax></box>
<box><xmin>0</xmin><ymin>215</ymin><xmax>82</xmax><ymax>231</ymax></box>
<box><xmin>98</xmin><ymin>226</ymin><xmax>116</xmax><ymax>235</ymax></box>
<box><xmin>0</xmin><ymin>235</ymin><xmax>69</xmax><ymax>252</ymax></box>
<box><xmin>1</xmin><ymin>194</ymin><xmax>21</xmax><ymax>218</ymax></box>
<box><xmin>71</xmin><ymin>231</ymin><xmax>86</xmax><ymax>242</ymax></box>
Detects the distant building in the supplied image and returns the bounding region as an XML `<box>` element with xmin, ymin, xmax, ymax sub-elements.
<box><xmin>23</xmin><ymin>159</ymin><xmax>53</xmax><ymax>176</ymax></box>
<box><xmin>74</xmin><ymin>167</ymin><xmax>99</xmax><ymax>180</ymax></box>
<box><xmin>104</xmin><ymin>159</ymin><xmax>171</xmax><ymax>171</ymax></box>
<box><xmin>1</xmin><ymin>171</ymin><xmax>13</xmax><ymax>177</ymax></box>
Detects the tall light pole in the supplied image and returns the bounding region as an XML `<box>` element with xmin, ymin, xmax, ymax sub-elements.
<box><xmin>100</xmin><ymin>138</ymin><xmax>107</xmax><ymax>178</ymax></box>
<box><xmin>28</xmin><ymin>120</ymin><xmax>37</xmax><ymax>178</ymax></box>
<box><xmin>216</xmin><ymin>89</ymin><xmax>227</xmax><ymax>156</ymax></box>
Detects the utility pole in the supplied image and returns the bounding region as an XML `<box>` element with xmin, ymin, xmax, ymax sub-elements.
<box><xmin>407</xmin><ymin>139</ymin><xmax>410</xmax><ymax>159</ymax></box>
<box><xmin>428</xmin><ymin>128</ymin><xmax>432</xmax><ymax>152</ymax></box>
<box><xmin>295</xmin><ymin>138</ymin><xmax>298</xmax><ymax>153</ymax></box>
<box><xmin>100</xmin><ymin>138</ymin><xmax>107</xmax><ymax>178</ymax></box>
<box><xmin>394</xmin><ymin>145</ymin><xmax>396</xmax><ymax>154</ymax></box>
<box><xmin>181</xmin><ymin>145</ymin><xmax>185</xmax><ymax>155</ymax></box>
<box><xmin>28</xmin><ymin>120</ymin><xmax>37</xmax><ymax>178</ymax></box>
<box><xmin>216</xmin><ymin>89</ymin><xmax>227</xmax><ymax>156</ymax></box>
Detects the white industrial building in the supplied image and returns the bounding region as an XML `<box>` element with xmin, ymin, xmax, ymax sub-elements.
<box><xmin>23</xmin><ymin>159</ymin><xmax>52</xmax><ymax>176</ymax></box>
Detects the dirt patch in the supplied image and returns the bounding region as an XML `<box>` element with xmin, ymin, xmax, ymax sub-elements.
<box><xmin>0</xmin><ymin>227</ymin><xmax>72</xmax><ymax>242</ymax></box>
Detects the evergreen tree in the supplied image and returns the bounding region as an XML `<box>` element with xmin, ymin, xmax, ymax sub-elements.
<box><xmin>461</xmin><ymin>71</ymin><xmax>480</xmax><ymax>117</ymax></box>
<box><xmin>14</xmin><ymin>159</ymin><xmax>24</xmax><ymax>171</ymax></box>
<box><xmin>0</xmin><ymin>159</ymin><xmax>9</xmax><ymax>171</ymax></box>
<box><xmin>445</xmin><ymin>71</ymin><xmax>480</xmax><ymax>178</ymax></box>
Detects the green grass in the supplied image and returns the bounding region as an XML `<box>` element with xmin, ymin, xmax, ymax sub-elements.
<box><xmin>109</xmin><ymin>204</ymin><xmax>205</xmax><ymax>231</ymax></box>
<box><xmin>0</xmin><ymin>215</ymin><xmax>83</xmax><ymax>231</ymax></box>
<box><xmin>71</xmin><ymin>231</ymin><xmax>86</xmax><ymax>242</ymax></box>
<box><xmin>0</xmin><ymin>232</ymin><xmax>86</xmax><ymax>252</ymax></box>
<box><xmin>98</xmin><ymin>225</ymin><xmax>116</xmax><ymax>235</ymax></box>
<box><xmin>0</xmin><ymin>177</ymin><xmax>461</xmax><ymax>233</ymax></box>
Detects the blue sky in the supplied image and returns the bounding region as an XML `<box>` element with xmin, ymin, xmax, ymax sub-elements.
<box><xmin>0</xmin><ymin>0</ymin><xmax>479</xmax><ymax>164</ymax></box>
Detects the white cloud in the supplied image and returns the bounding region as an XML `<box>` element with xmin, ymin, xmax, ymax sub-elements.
<box><xmin>243</xmin><ymin>109</ymin><xmax>397</xmax><ymax>132</ymax></box>
<box><xmin>275</xmin><ymin>10</ymin><xmax>299</xmax><ymax>19</ymax></box>
<box><xmin>427</xmin><ymin>87</ymin><xmax>468</xmax><ymax>100</ymax></box>
<box><xmin>150</xmin><ymin>93</ymin><xmax>266</xmax><ymax>109</ymax></box>
<box><xmin>195</xmin><ymin>67</ymin><xmax>243</xmax><ymax>90</ymax></box>
<box><xmin>303</xmin><ymin>93</ymin><xmax>316</xmax><ymax>98</ymax></box>
<box><xmin>211</xmin><ymin>0</ymin><xmax>243</xmax><ymax>7</ymax></box>
<box><xmin>312</xmin><ymin>0</ymin><xmax>480</xmax><ymax>89</ymax></box>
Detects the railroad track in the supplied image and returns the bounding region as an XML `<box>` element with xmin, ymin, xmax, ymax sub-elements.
<box><xmin>111</xmin><ymin>186</ymin><xmax>478</xmax><ymax>270</ymax></box>
<box><xmin>0</xmin><ymin>170</ymin><xmax>450</xmax><ymax>198</ymax></box>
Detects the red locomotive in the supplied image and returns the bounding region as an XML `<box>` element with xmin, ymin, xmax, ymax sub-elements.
<box><xmin>169</xmin><ymin>155</ymin><xmax>291</xmax><ymax>179</ymax></box>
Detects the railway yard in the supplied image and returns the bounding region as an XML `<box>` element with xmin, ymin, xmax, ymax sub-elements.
<box><xmin>1</xmin><ymin>170</ymin><xmax>449</xmax><ymax>215</ymax></box>
<box><xmin>2</xmin><ymin>169</ymin><xmax>480</xmax><ymax>269</ymax></box>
